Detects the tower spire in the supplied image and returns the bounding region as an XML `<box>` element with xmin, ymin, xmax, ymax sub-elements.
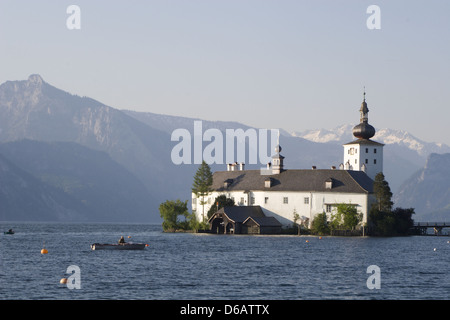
<box><xmin>352</xmin><ymin>88</ymin><xmax>375</xmax><ymax>140</ymax></box>
<box><xmin>272</xmin><ymin>129</ymin><xmax>284</xmax><ymax>174</ymax></box>
<box><xmin>277</xmin><ymin>129</ymin><xmax>280</xmax><ymax>147</ymax></box>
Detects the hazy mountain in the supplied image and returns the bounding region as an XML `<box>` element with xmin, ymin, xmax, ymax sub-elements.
<box><xmin>0</xmin><ymin>74</ymin><xmax>448</xmax><ymax>222</ymax></box>
<box><xmin>394</xmin><ymin>153</ymin><xmax>450</xmax><ymax>221</ymax></box>
<box><xmin>0</xmin><ymin>140</ymin><xmax>153</xmax><ymax>222</ymax></box>
<box><xmin>291</xmin><ymin>124</ymin><xmax>450</xmax><ymax>193</ymax></box>
<box><xmin>293</xmin><ymin>124</ymin><xmax>450</xmax><ymax>158</ymax></box>
<box><xmin>0</xmin><ymin>75</ymin><xmax>194</xmax><ymax>222</ymax></box>
<box><xmin>0</xmin><ymin>152</ymin><xmax>84</xmax><ymax>221</ymax></box>
<box><xmin>124</xmin><ymin>112</ymin><xmax>421</xmax><ymax>193</ymax></box>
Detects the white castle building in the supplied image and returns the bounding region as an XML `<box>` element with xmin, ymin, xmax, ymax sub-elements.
<box><xmin>192</xmin><ymin>93</ymin><xmax>384</xmax><ymax>229</ymax></box>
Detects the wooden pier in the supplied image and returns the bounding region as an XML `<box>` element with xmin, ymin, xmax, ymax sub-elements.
<box><xmin>411</xmin><ymin>222</ymin><xmax>450</xmax><ymax>236</ymax></box>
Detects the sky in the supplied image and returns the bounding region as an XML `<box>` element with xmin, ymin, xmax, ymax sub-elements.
<box><xmin>1</xmin><ymin>0</ymin><xmax>449</xmax><ymax>145</ymax></box>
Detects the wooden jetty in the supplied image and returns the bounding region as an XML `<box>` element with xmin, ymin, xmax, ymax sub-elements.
<box><xmin>411</xmin><ymin>222</ymin><xmax>450</xmax><ymax>236</ymax></box>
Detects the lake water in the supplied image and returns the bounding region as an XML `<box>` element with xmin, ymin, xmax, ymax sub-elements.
<box><xmin>0</xmin><ymin>222</ymin><xmax>448</xmax><ymax>300</ymax></box>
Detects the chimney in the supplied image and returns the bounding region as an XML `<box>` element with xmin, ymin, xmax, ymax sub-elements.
<box><xmin>312</xmin><ymin>166</ymin><xmax>317</xmax><ymax>170</ymax></box>
<box><xmin>240</xmin><ymin>162</ymin><xmax>245</xmax><ymax>171</ymax></box>
<box><xmin>267</xmin><ymin>162</ymin><xmax>271</xmax><ymax>170</ymax></box>
<box><xmin>331</xmin><ymin>166</ymin><xmax>336</xmax><ymax>170</ymax></box>
<box><xmin>227</xmin><ymin>163</ymin><xmax>231</xmax><ymax>171</ymax></box>
<box><xmin>265</xmin><ymin>177</ymin><xmax>272</xmax><ymax>188</ymax></box>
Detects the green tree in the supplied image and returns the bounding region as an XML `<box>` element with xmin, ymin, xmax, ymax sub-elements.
<box><xmin>159</xmin><ymin>199</ymin><xmax>190</xmax><ymax>231</ymax></box>
<box><xmin>207</xmin><ymin>195</ymin><xmax>235</xmax><ymax>219</ymax></box>
<box><xmin>331</xmin><ymin>203</ymin><xmax>362</xmax><ymax>230</ymax></box>
<box><xmin>369</xmin><ymin>173</ymin><xmax>412</xmax><ymax>236</ymax></box>
<box><xmin>373</xmin><ymin>173</ymin><xmax>393</xmax><ymax>212</ymax></box>
<box><xmin>369</xmin><ymin>207</ymin><xmax>415</xmax><ymax>236</ymax></box>
<box><xmin>311</xmin><ymin>212</ymin><xmax>330</xmax><ymax>235</ymax></box>
<box><xmin>192</xmin><ymin>161</ymin><xmax>213</xmax><ymax>222</ymax></box>
<box><xmin>392</xmin><ymin>207</ymin><xmax>415</xmax><ymax>235</ymax></box>
<box><xmin>368</xmin><ymin>206</ymin><xmax>395</xmax><ymax>236</ymax></box>
<box><xmin>186</xmin><ymin>210</ymin><xmax>210</xmax><ymax>232</ymax></box>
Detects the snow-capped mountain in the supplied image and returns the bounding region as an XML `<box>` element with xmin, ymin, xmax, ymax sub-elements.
<box><xmin>292</xmin><ymin>125</ymin><xmax>450</xmax><ymax>157</ymax></box>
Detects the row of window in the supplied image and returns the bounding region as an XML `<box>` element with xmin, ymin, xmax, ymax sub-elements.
<box><xmin>262</xmin><ymin>196</ymin><xmax>311</xmax><ymax>205</ymax></box>
<box><xmin>194</xmin><ymin>197</ymin><xmax>336</xmax><ymax>213</ymax></box>
<box><xmin>348</xmin><ymin>147</ymin><xmax>378</xmax><ymax>155</ymax></box>
<box><xmin>354</xmin><ymin>159</ymin><xmax>377</xmax><ymax>164</ymax></box>
<box><xmin>193</xmin><ymin>196</ymin><xmax>312</xmax><ymax>205</ymax></box>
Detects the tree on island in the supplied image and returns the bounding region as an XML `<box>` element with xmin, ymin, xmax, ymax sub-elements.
<box><xmin>373</xmin><ymin>172</ymin><xmax>394</xmax><ymax>212</ymax></box>
<box><xmin>159</xmin><ymin>199</ymin><xmax>193</xmax><ymax>232</ymax></box>
<box><xmin>311</xmin><ymin>212</ymin><xmax>330</xmax><ymax>235</ymax></box>
<box><xmin>207</xmin><ymin>195</ymin><xmax>235</xmax><ymax>219</ymax></box>
<box><xmin>191</xmin><ymin>160</ymin><xmax>213</xmax><ymax>222</ymax></box>
<box><xmin>368</xmin><ymin>173</ymin><xmax>415</xmax><ymax>236</ymax></box>
<box><xmin>330</xmin><ymin>203</ymin><xmax>363</xmax><ymax>231</ymax></box>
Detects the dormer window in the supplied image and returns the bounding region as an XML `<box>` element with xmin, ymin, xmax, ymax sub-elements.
<box><xmin>325</xmin><ymin>178</ymin><xmax>333</xmax><ymax>190</ymax></box>
<box><xmin>265</xmin><ymin>177</ymin><xmax>272</xmax><ymax>188</ymax></box>
<box><xmin>224</xmin><ymin>179</ymin><xmax>233</xmax><ymax>188</ymax></box>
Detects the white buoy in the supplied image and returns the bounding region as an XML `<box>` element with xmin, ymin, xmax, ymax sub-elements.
<box><xmin>433</xmin><ymin>248</ymin><xmax>437</xmax><ymax>252</ymax></box>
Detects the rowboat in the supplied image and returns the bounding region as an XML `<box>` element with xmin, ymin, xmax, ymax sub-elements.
<box><xmin>4</xmin><ymin>231</ymin><xmax>14</xmax><ymax>235</ymax></box>
<box><xmin>91</xmin><ymin>243</ymin><xmax>147</xmax><ymax>250</ymax></box>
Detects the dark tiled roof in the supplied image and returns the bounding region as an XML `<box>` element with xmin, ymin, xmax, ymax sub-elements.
<box><xmin>209</xmin><ymin>206</ymin><xmax>265</xmax><ymax>223</ymax></box>
<box><xmin>243</xmin><ymin>216</ymin><xmax>283</xmax><ymax>227</ymax></box>
<box><xmin>212</xmin><ymin>169</ymin><xmax>373</xmax><ymax>194</ymax></box>
<box><xmin>343</xmin><ymin>138</ymin><xmax>384</xmax><ymax>146</ymax></box>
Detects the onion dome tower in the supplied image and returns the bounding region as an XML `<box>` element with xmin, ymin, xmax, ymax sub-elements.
<box><xmin>342</xmin><ymin>90</ymin><xmax>384</xmax><ymax>180</ymax></box>
<box><xmin>352</xmin><ymin>91</ymin><xmax>376</xmax><ymax>140</ymax></box>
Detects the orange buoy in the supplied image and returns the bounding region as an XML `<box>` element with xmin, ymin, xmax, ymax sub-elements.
<box><xmin>145</xmin><ymin>244</ymin><xmax>149</xmax><ymax>247</ymax></box>
<box><xmin>127</xmin><ymin>236</ymin><xmax>131</xmax><ymax>239</ymax></box>
<box><xmin>319</xmin><ymin>236</ymin><xmax>322</xmax><ymax>240</ymax></box>
<box><xmin>60</xmin><ymin>278</ymin><xmax>68</xmax><ymax>284</ymax></box>
<box><xmin>305</xmin><ymin>240</ymin><xmax>309</xmax><ymax>243</ymax></box>
<box><xmin>41</xmin><ymin>241</ymin><xmax>48</xmax><ymax>254</ymax></box>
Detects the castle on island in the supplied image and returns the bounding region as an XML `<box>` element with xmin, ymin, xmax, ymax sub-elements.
<box><xmin>192</xmin><ymin>93</ymin><xmax>384</xmax><ymax>234</ymax></box>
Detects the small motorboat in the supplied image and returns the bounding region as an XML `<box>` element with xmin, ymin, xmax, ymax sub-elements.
<box><xmin>4</xmin><ymin>230</ymin><xmax>14</xmax><ymax>235</ymax></box>
<box><xmin>91</xmin><ymin>243</ymin><xmax>147</xmax><ymax>250</ymax></box>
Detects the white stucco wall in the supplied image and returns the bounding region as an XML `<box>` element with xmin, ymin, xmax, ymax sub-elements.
<box><xmin>192</xmin><ymin>190</ymin><xmax>374</xmax><ymax>227</ymax></box>
<box><xmin>343</xmin><ymin>143</ymin><xmax>383</xmax><ymax>180</ymax></box>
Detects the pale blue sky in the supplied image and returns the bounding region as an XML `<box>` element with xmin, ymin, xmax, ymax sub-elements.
<box><xmin>1</xmin><ymin>1</ymin><xmax>449</xmax><ymax>145</ymax></box>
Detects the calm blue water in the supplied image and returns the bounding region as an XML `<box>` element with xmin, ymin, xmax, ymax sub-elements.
<box><xmin>0</xmin><ymin>222</ymin><xmax>448</xmax><ymax>300</ymax></box>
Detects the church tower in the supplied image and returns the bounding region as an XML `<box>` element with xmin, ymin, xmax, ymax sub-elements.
<box><xmin>343</xmin><ymin>91</ymin><xmax>384</xmax><ymax>180</ymax></box>
<box><xmin>271</xmin><ymin>144</ymin><xmax>285</xmax><ymax>174</ymax></box>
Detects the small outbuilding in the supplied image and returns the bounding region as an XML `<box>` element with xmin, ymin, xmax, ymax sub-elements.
<box><xmin>208</xmin><ymin>206</ymin><xmax>282</xmax><ymax>235</ymax></box>
<box><xmin>242</xmin><ymin>216</ymin><xmax>282</xmax><ymax>235</ymax></box>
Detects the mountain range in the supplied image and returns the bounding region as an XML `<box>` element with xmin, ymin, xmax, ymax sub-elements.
<box><xmin>293</xmin><ymin>125</ymin><xmax>450</xmax><ymax>157</ymax></box>
<box><xmin>0</xmin><ymin>75</ymin><xmax>448</xmax><ymax>222</ymax></box>
<box><xmin>393</xmin><ymin>153</ymin><xmax>450</xmax><ymax>221</ymax></box>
